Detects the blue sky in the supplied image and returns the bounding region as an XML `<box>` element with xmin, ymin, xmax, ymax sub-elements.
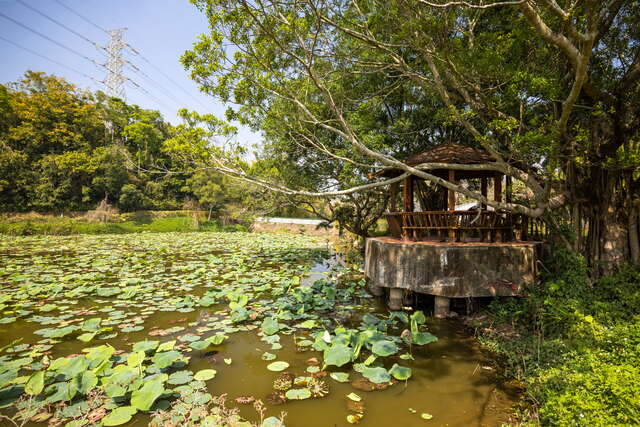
<box><xmin>0</xmin><ymin>0</ymin><xmax>259</xmax><ymax>145</ymax></box>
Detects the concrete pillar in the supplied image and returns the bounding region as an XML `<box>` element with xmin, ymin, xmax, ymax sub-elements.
<box><xmin>369</xmin><ymin>283</ymin><xmax>384</xmax><ymax>297</ymax></box>
<box><xmin>388</xmin><ymin>288</ymin><xmax>403</xmax><ymax>311</ymax></box>
<box><xmin>434</xmin><ymin>296</ymin><xmax>450</xmax><ymax>318</ymax></box>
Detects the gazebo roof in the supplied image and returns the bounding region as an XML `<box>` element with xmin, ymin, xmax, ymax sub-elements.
<box><xmin>374</xmin><ymin>143</ymin><xmax>499</xmax><ymax>179</ymax></box>
<box><xmin>403</xmin><ymin>143</ymin><xmax>496</xmax><ymax>166</ymax></box>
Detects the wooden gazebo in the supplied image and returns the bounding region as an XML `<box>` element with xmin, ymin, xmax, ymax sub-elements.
<box><xmin>379</xmin><ymin>144</ymin><xmax>524</xmax><ymax>242</ymax></box>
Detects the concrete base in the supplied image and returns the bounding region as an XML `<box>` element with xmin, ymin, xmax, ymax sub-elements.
<box><xmin>434</xmin><ymin>296</ymin><xmax>450</xmax><ymax>318</ymax></box>
<box><xmin>365</xmin><ymin>237</ymin><xmax>541</xmax><ymax>298</ymax></box>
<box><xmin>388</xmin><ymin>288</ymin><xmax>404</xmax><ymax>311</ymax></box>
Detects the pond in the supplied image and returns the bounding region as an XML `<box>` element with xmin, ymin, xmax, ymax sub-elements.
<box><xmin>0</xmin><ymin>232</ymin><xmax>519</xmax><ymax>426</ymax></box>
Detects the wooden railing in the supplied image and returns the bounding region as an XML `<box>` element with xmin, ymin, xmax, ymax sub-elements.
<box><xmin>385</xmin><ymin>211</ymin><xmax>547</xmax><ymax>242</ymax></box>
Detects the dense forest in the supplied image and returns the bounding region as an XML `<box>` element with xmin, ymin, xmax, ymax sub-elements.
<box><xmin>0</xmin><ymin>71</ymin><xmax>275</xmax><ymax>219</ymax></box>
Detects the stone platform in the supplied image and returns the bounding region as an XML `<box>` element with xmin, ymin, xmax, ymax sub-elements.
<box><xmin>364</xmin><ymin>237</ymin><xmax>542</xmax><ymax>315</ymax></box>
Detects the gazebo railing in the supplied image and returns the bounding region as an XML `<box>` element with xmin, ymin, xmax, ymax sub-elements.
<box><xmin>385</xmin><ymin>211</ymin><xmax>528</xmax><ymax>242</ymax></box>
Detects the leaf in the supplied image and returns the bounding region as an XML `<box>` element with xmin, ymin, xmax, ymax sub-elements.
<box><xmin>261</xmin><ymin>317</ymin><xmax>281</xmax><ymax>336</ymax></box>
<box><xmin>167</xmin><ymin>370</ymin><xmax>193</xmax><ymax>385</ymax></box>
<box><xmin>205</xmin><ymin>334</ymin><xmax>227</xmax><ymax>346</ymax></box>
<box><xmin>347</xmin><ymin>392</ymin><xmax>361</xmax><ymax>402</ymax></box>
<box><xmin>329</xmin><ymin>372</ymin><xmax>349</xmax><ymax>383</ymax></box>
<box><xmin>224</xmin><ymin>358</ymin><xmax>232</xmax><ymax>365</ymax></box>
<box><xmin>261</xmin><ymin>352</ymin><xmax>276</xmax><ymax>361</ymax></box>
<box><xmin>389</xmin><ymin>363</ymin><xmax>412</xmax><ymax>380</ymax></box>
<box><xmin>194</xmin><ymin>369</ymin><xmax>217</xmax><ymax>381</ymax></box>
<box><xmin>25</xmin><ymin>371</ymin><xmax>44</xmax><ymax>395</ymax></box>
<box><xmin>102</xmin><ymin>406</ymin><xmax>137</xmax><ymax>426</ymax></box>
<box><xmin>157</xmin><ymin>340</ymin><xmax>176</xmax><ymax>352</ymax></box>
<box><xmin>410</xmin><ymin>311</ymin><xmax>427</xmax><ymax>325</ymax></box>
<box><xmin>421</xmin><ymin>413</ymin><xmax>433</xmax><ymax>420</ymax></box>
<box><xmin>152</xmin><ymin>351</ymin><xmax>182</xmax><ymax>369</ymax></box>
<box><xmin>131</xmin><ymin>377</ymin><xmax>165</xmax><ymax>411</ymax></box>
<box><xmin>323</xmin><ymin>344</ymin><xmax>352</xmax><ymax>367</ymax></box>
<box><xmin>76</xmin><ymin>371</ymin><xmax>98</xmax><ymax>394</ymax></box>
<box><xmin>296</xmin><ymin>319</ymin><xmax>317</xmax><ymax>329</ymax></box>
<box><xmin>266</xmin><ymin>361</ymin><xmax>290</xmax><ymax>372</ymax></box>
<box><xmin>261</xmin><ymin>417</ymin><xmax>285</xmax><ymax>427</ymax></box>
<box><xmin>189</xmin><ymin>340</ymin><xmax>210</xmax><ymax>351</ymax></box>
<box><xmin>361</xmin><ymin>366</ymin><xmax>391</xmax><ymax>384</ymax></box>
<box><xmin>412</xmin><ymin>332</ymin><xmax>438</xmax><ymax>346</ymax></box>
<box><xmin>132</xmin><ymin>340</ymin><xmax>159</xmax><ymax>353</ymax></box>
<box><xmin>285</xmin><ymin>388</ymin><xmax>311</xmax><ymax>400</ymax></box>
<box><xmin>81</xmin><ymin>318</ymin><xmax>102</xmax><ymax>332</ymax></box>
<box><xmin>371</xmin><ymin>340</ymin><xmax>398</xmax><ymax>357</ymax></box>
<box><xmin>127</xmin><ymin>351</ymin><xmax>146</xmax><ymax>369</ymax></box>
<box><xmin>347</xmin><ymin>414</ymin><xmax>363</xmax><ymax>424</ymax></box>
<box><xmin>77</xmin><ymin>332</ymin><xmax>97</xmax><ymax>343</ymax></box>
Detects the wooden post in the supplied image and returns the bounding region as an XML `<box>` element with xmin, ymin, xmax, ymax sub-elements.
<box><xmin>448</xmin><ymin>170</ymin><xmax>457</xmax><ymax>241</ymax></box>
<box><xmin>389</xmin><ymin>182</ymin><xmax>399</xmax><ymax>212</ymax></box>
<box><xmin>506</xmin><ymin>175</ymin><xmax>513</xmax><ymax>203</ymax></box>
<box><xmin>481</xmin><ymin>177</ymin><xmax>488</xmax><ymax>210</ymax></box>
<box><xmin>403</xmin><ymin>176</ymin><xmax>414</xmax><ymax>212</ymax></box>
<box><xmin>448</xmin><ymin>169</ymin><xmax>456</xmax><ymax>211</ymax></box>
<box><xmin>494</xmin><ymin>173</ymin><xmax>502</xmax><ymax>203</ymax></box>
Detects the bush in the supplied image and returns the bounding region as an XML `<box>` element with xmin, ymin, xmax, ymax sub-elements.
<box><xmin>476</xmin><ymin>246</ymin><xmax>640</xmax><ymax>426</ymax></box>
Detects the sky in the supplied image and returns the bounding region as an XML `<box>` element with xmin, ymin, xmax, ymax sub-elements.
<box><xmin>0</xmin><ymin>0</ymin><xmax>260</xmax><ymax>146</ymax></box>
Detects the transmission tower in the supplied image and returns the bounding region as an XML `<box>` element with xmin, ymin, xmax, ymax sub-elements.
<box><xmin>104</xmin><ymin>27</ymin><xmax>127</xmax><ymax>99</ymax></box>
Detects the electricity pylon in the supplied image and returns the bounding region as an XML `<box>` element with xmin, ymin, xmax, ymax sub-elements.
<box><xmin>104</xmin><ymin>27</ymin><xmax>127</xmax><ymax>99</ymax></box>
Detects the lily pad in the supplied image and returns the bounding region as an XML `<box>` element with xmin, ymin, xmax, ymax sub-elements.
<box><xmin>330</xmin><ymin>372</ymin><xmax>350</xmax><ymax>383</ymax></box>
<box><xmin>267</xmin><ymin>361</ymin><xmax>290</xmax><ymax>372</ymax></box>
<box><xmin>102</xmin><ymin>406</ymin><xmax>137</xmax><ymax>426</ymax></box>
<box><xmin>194</xmin><ymin>369</ymin><xmax>217</xmax><ymax>381</ymax></box>
<box><xmin>285</xmin><ymin>388</ymin><xmax>311</xmax><ymax>400</ymax></box>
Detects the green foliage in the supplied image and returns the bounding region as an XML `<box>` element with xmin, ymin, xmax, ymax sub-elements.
<box><xmin>0</xmin><ymin>213</ymin><xmax>248</xmax><ymax>236</ymax></box>
<box><xmin>477</xmin><ymin>247</ymin><xmax>640</xmax><ymax>425</ymax></box>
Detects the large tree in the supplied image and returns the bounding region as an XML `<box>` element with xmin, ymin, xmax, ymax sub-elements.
<box><xmin>179</xmin><ymin>0</ymin><xmax>640</xmax><ymax>271</ymax></box>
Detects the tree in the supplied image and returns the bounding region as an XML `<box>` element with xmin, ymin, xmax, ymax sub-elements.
<box><xmin>179</xmin><ymin>0</ymin><xmax>639</xmax><ymax>271</ymax></box>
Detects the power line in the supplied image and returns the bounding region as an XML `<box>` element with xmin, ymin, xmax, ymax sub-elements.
<box><xmin>52</xmin><ymin>0</ymin><xmax>108</xmax><ymax>34</ymax></box>
<box><xmin>125</xmin><ymin>43</ymin><xmax>211</xmax><ymax>111</ymax></box>
<box><xmin>0</xmin><ymin>10</ymin><xmax>101</xmax><ymax>69</ymax></box>
<box><xmin>126</xmin><ymin>78</ymin><xmax>174</xmax><ymax>111</ymax></box>
<box><xmin>125</xmin><ymin>61</ymin><xmax>185</xmax><ymax>106</ymax></box>
<box><xmin>0</xmin><ymin>34</ymin><xmax>102</xmax><ymax>84</ymax></box>
<box><xmin>16</xmin><ymin>0</ymin><xmax>103</xmax><ymax>50</ymax></box>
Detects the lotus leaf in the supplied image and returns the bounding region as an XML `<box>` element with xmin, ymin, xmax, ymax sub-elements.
<box><xmin>102</xmin><ymin>406</ymin><xmax>137</xmax><ymax>426</ymax></box>
<box><xmin>266</xmin><ymin>361</ymin><xmax>289</xmax><ymax>372</ymax></box>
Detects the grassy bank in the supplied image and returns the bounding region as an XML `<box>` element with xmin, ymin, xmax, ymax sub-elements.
<box><xmin>471</xmin><ymin>247</ymin><xmax>640</xmax><ymax>426</ymax></box>
<box><xmin>0</xmin><ymin>213</ymin><xmax>248</xmax><ymax>236</ymax></box>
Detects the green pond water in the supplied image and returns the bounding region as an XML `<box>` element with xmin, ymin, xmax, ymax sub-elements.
<box><xmin>0</xmin><ymin>232</ymin><xmax>519</xmax><ymax>426</ymax></box>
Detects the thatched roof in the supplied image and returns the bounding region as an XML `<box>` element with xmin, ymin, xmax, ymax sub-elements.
<box><xmin>372</xmin><ymin>143</ymin><xmax>499</xmax><ymax>179</ymax></box>
<box><xmin>403</xmin><ymin>143</ymin><xmax>495</xmax><ymax>166</ymax></box>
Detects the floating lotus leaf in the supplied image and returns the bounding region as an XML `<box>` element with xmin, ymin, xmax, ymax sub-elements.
<box><xmin>360</xmin><ymin>366</ymin><xmax>391</xmax><ymax>384</ymax></box>
<box><xmin>261</xmin><ymin>317</ymin><xmax>281</xmax><ymax>336</ymax></box>
<box><xmin>347</xmin><ymin>392</ymin><xmax>361</xmax><ymax>401</ymax></box>
<box><xmin>167</xmin><ymin>370</ymin><xmax>193</xmax><ymax>385</ymax></box>
<box><xmin>102</xmin><ymin>406</ymin><xmax>137</xmax><ymax>426</ymax></box>
<box><xmin>329</xmin><ymin>372</ymin><xmax>350</xmax><ymax>383</ymax></box>
<box><xmin>132</xmin><ymin>340</ymin><xmax>159</xmax><ymax>353</ymax></box>
<box><xmin>323</xmin><ymin>344</ymin><xmax>352</xmax><ymax>367</ymax></box>
<box><xmin>412</xmin><ymin>332</ymin><xmax>438</xmax><ymax>346</ymax></box>
<box><xmin>261</xmin><ymin>352</ymin><xmax>277</xmax><ymax>361</ymax></box>
<box><xmin>285</xmin><ymin>388</ymin><xmax>311</xmax><ymax>400</ymax></box>
<box><xmin>371</xmin><ymin>340</ymin><xmax>398</xmax><ymax>357</ymax></box>
<box><xmin>193</xmin><ymin>369</ymin><xmax>217</xmax><ymax>381</ymax></box>
<box><xmin>267</xmin><ymin>361</ymin><xmax>290</xmax><ymax>372</ymax></box>
<box><xmin>156</xmin><ymin>340</ymin><xmax>176</xmax><ymax>352</ymax></box>
<box><xmin>152</xmin><ymin>351</ymin><xmax>182</xmax><ymax>369</ymax></box>
<box><xmin>389</xmin><ymin>363</ymin><xmax>412</xmax><ymax>380</ymax></box>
